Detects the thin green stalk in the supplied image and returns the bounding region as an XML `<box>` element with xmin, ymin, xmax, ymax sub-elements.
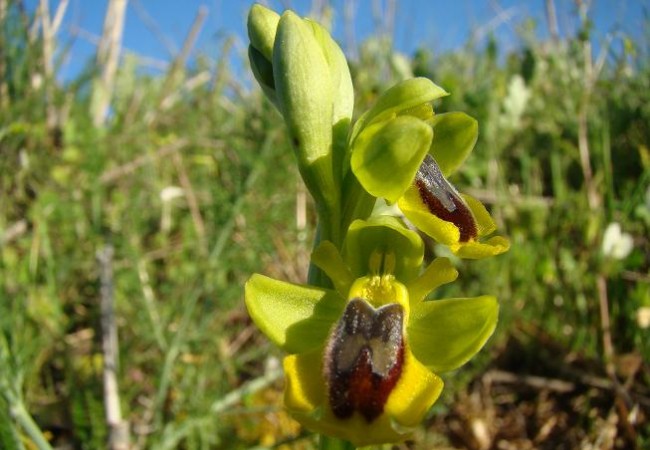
<box><xmin>319</xmin><ymin>434</ymin><xmax>356</xmax><ymax>450</ymax></box>
<box><xmin>9</xmin><ymin>398</ymin><xmax>53</xmax><ymax>450</ymax></box>
<box><xmin>208</xmin><ymin>130</ymin><xmax>279</xmax><ymax>266</ymax></box>
<box><xmin>156</xmin><ymin>368</ymin><xmax>284</xmax><ymax>450</ymax></box>
<box><xmin>151</xmin><ymin>288</ymin><xmax>202</xmax><ymax>434</ymax></box>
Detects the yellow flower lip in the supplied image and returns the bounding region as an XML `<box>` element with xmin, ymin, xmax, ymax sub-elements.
<box><xmin>284</xmin><ymin>292</ymin><xmax>444</xmax><ymax>446</ymax></box>
<box><xmin>324</xmin><ymin>298</ymin><xmax>405</xmax><ymax>422</ymax></box>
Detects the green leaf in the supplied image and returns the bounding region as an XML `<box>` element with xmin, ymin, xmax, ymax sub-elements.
<box><xmin>245</xmin><ymin>274</ymin><xmax>346</xmax><ymax>353</ymax></box>
<box><xmin>408</xmin><ymin>296</ymin><xmax>498</xmax><ymax>372</ymax></box>
<box><xmin>351</xmin><ymin>115</ymin><xmax>433</xmax><ymax>203</ymax></box>
<box><xmin>350</xmin><ymin>77</ymin><xmax>448</xmax><ymax>145</ymax></box>
<box><xmin>343</xmin><ymin>216</ymin><xmax>424</xmax><ymax>282</ymax></box>
<box><xmin>429</xmin><ymin>112</ymin><xmax>478</xmax><ymax>176</ymax></box>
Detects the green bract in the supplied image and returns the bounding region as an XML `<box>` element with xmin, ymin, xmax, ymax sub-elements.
<box><xmin>247</xmin><ymin>5</ymin><xmax>280</xmax><ymax>107</ymax></box>
<box><xmin>245</xmin><ymin>4</ymin><xmax>509</xmax><ymax>445</ymax></box>
<box><xmin>247</xmin><ymin>4</ymin><xmax>354</xmax><ymax>243</ymax></box>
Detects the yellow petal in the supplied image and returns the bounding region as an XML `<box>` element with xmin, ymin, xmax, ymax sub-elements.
<box><xmin>384</xmin><ymin>343</ymin><xmax>444</xmax><ymax>427</ymax></box>
<box><xmin>451</xmin><ymin>236</ymin><xmax>511</xmax><ymax>259</ymax></box>
<box><xmin>462</xmin><ymin>193</ymin><xmax>496</xmax><ymax>237</ymax></box>
<box><xmin>407</xmin><ymin>257</ymin><xmax>458</xmax><ymax>304</ymax></box>
<box><xmin>283</xmin><ymin>350</ymin><xmax>325</xmax><ymax>414</ymax></box>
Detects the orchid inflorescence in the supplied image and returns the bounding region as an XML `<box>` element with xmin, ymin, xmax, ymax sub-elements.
<box><xmin>245</xmin><ymin>4</ymin><xmax>509</xmax><ymax>446</ymax></box>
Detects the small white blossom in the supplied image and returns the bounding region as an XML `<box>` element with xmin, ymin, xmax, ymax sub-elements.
<box><xmin>160</xmin><ymin>186</ymin><xmax>184</xmax><ymax>202</ymax></box>
<box><xmin>500</xmin><ymin>75</ymin><xmax>531</xmax><ymax>130</ymax></box>
<box><xmin>637</xmin><ymin>307</ymin><xmax>650</xmax><ymax>329</ymax></box>
<box><xmin>601</xmin><ymin>222</ymin><xmax>633</xmax><ymax>260</ymax></box>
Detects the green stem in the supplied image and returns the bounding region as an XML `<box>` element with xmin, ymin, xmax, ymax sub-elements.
<box><xmin>10</xmin><ymin>399</ymin><xmax>53</xmax><ymax>450</ymax></box>
<box><xmin>319</xmin><ymin>434</ymin><xmax>356</xmax><ymax>450</ymax></box>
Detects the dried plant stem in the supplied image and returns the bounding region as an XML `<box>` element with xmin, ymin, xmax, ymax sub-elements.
<box><xmin>209</xmin><ymin>367</ymin><xmax>282</xmax><ymax>414</ymax></box>
<box><xmin>38</xmin><ymin>0</ymin><xmax>53</xmax><ymax>77</ymax></box>
<box><xmin>172</xmin><ymin>150</ymin><xmax>206</xmax><ymax>250</ymax></box>
<box><xmin>92</xmin><ymin>0</ymin><xmax>128</xmax><ymax>127</ymax></box>
<box><xmin>574</xmin><ymin>2</ymin><xmax>615</xmax><ymax>382</ymax></box>
<box><xmin>597</xmin><ymin>275</ymin><xmax>615</xmax><ymax>375</ymax></box>
<box><xmin>577</xmin><ymin>104</ymin><xmax>599</xmax><ymax>210</ymax></box>
<box><xmin>100</xmin><ymin>138</ymin><xmax>189</xmax><ymax>184</ymax></box>
<box><xmin>154</xmin><ymin>6</ymin><xmax>207</xmax><ymax>116</ymax></box>
<box><xmin>0</xmin><ymin>0</ymin><xmax>8</xmax><ymax>108</ymax></box>
<box><xmin>544</xmin><ymin>0</ymin><xmax>559</xmax><ymax>42</ymax></box>
<box><xmin>37</xmin><ymin>0</ymin><xmax>62</xmax><ymax>130</ymax></box>
<box><xmin>50</xmin><ymin>0</ymin><xmax>68</xmax><ymax>36</ymax></box>
<box><xmin>576</xmin><ymin>0</ymin><xmax>600</xmax><ymax>212</ymax></box>
<box><xmin>98</xmin><ymin>245</ymin><xmax>130</xmax><ymax>450</ymax></box>
<box><xmin>131</xmin><ymin>0</ymin><xmax>176</xmax><ymax>56</ymax></box>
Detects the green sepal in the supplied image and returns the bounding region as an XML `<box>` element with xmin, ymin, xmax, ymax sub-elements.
<box><xmin>302</xmin><ymin>19</ymin><xmax>354</xmax><ymax>185</ymax></box>
<box><xmin>248</xmin><ymin>45</ymin><xmax>278</xmax><ymax>108</ymax></box>
<box><xmin>351</xmin><ymin>115</ymin><xmax>432</xmax><ymax>203</ymax></box>
<box><xmin>247</xmin><ymin>4</ymin><xmax>280</xmax><ymax>61</ymax></box>
<box><xmin>311</xmin><ymin>240</ymin><xmax>354</xmax><ymax>297</ymax></box>
<box><xmin>343</xmin><ymin>216</ymin><xmax>424</xmax><ymax>282</ymax></box>
<box><xmin>408</xmin><ymin>296</ymin><xmax>499</xmax><ymax>373</ymax></box>
<box><xmin>303</xmin><ymin>19</ymin><xmax>353</xmax><ymax>132</ymax></box>
<box><xmin>247</xmin><ymin>4</ymin><xmax>280</xmax><ymax>108</ymax></box>
<box><xmin>350</xmin><ymin>77</ymin><xmax>448</xmax><ymax>145</ymax></box>
<box><xmin>245</xmin><ymin>274</ymin><xmax>346</xmax><ymax>354</ymax></box>
<box><xmin>273</xmin><ymin>11</ymin><xmax>337</xmax><ymax>210</ymax></box>
<box><xmin>429</xmin><ymin>112</ymin><xmax>478</xmax><ymax>177</ymax></box>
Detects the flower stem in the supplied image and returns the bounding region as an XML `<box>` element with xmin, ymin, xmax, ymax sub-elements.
<box><xmin>319</xmin><ymin>434</ymin><xmax>356</xmax><ymax>450</ymax></box>
<box><xmin>10</xmin><ymin>399</ymin><xmax>53</xmax><ymax>450</ymax></box>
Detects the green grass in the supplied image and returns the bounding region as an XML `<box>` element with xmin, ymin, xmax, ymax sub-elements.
<box><xmin>1</xmin><ymin>2</ymin><xmax>649</xmax><ymax>449</ymax></box>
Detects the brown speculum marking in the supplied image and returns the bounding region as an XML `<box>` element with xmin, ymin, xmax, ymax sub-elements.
<box><xmin>324</xmin><ymin>298</ymin><xmax>405</xmax><ymax>422</ymax></box>
<box><xmin>414</xmin><ymin>154</ymin><xmax>477</xmax><ymax>242</ymax></box>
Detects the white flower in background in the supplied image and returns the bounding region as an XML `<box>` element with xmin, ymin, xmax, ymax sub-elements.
<box><xmin>500</xmin><ymin>74</ymin><xmax>530</xmax><ymax>130</ymax></box>
<box><xmin>637</xmin><ymin>307</ymin><xmax>650</xmax><ymax>329</ymax></box>
<box><xmin>160</xmin><ymin>186</ymin><xmax>185</xmax><ymax>232</ymax></box>
<box><xmin>160</xmin><ymin>186</ymin><xmax>185</xmax><ymax>202</ymax></box>
<box><xmin>601</xmin><ymin>222</ymin><xmax>633</xmax><ymax>260</ymax></box>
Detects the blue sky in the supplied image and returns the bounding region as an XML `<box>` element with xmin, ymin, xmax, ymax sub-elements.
<box><xmin>29</xmin><ymin>0</ymin><xmax>648</xmax><ymax>81</ymax></box>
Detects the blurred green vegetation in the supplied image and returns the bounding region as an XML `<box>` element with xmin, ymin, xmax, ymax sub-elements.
<box><xmin>1</xmin><ymin>2</ymin><xmax>648</xmax><ymax>449</ymax></box>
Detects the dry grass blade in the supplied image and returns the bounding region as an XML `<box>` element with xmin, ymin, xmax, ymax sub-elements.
<box><xmin>98</xmin><ymin>245</ymin><xmax>130</xmax><ymax>450</ymax></box>
<box><xmin>92</xmin><ymin>0</ymin><xmax>128</xmax><ymax>127</ymax></box>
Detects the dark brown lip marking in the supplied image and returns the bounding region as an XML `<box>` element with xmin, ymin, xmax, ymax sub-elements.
<box><xmin>324</xmin><ymin>298</ymin><xmax>405</xmax><ymax>422</ymax></box>
<box><xmin>414</xmin><ymin>154</ymin><xmax>477</xmax><ymax>242</ymax></box>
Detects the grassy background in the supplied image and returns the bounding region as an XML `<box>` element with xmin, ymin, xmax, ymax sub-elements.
<box><xmin>1</xmin><ymin>1</ymin><xmax>648</xmax><ymax>449</ymax></box>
